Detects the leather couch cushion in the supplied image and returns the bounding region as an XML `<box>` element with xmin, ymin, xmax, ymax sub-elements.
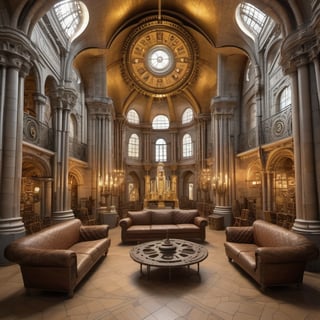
<box><xmin>70</xmin><ymin>239</ymin><xmax>109</xmax><ymax>261</ymax></box>
<box><xmin>14</xmin><ymin>219</ymin><xmax>82</xmax><ymax>250</ymax></box>
<box><xmin>151</xmin><ymin>211</ymin><xmax>173</xmax><ymax>224</ymax></box>
<box><xmin>253</xmin><ymin>219</ymin><xmax>310</xmax><ymax>247</ymax></box>
<box><xmin>128</xmin><ymin>211</ymin><xmax>152</xmax><ymax>225</ymax></box>
<box><xmin>237</xmin><ymin>251</ymin><xmax>256</xmax><ymax>272</ymax></box>
<box><xmin>150</xmin><ymin>224</ymin><xmax>177</xmax><ymax>231</ymax></box>
<box><xmin>173</xmin><ymin>210</ymin><xmax>198</xmax><ymax>224</ymax></box>
<box><xmin>177</xmin><ymin>224</ymin><xmax>200</xmax><ymax>231</ymax></box>
<box><xmin>127</xmin><ymin>225</ymin><xmax>151</xmax><ymax>233</ymax></box>
<box><xmin>224</xmin><ymin>242</ymin><xmax>258</xmax><ymax>260</ymax></box>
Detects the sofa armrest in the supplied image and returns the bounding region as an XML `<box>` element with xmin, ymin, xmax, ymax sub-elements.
<box><xmin>119</xmin><ymin>217</ymin><xmax>133</xmax><ymax>229</ymax></box>
<box><xmin>225</xmin><ymin>226</ymin><xmax>254</xmax><ymax>243</ymax></box>
<box><xmin>80</xmin><ymin>225</ymin><xmax>109</xmax><ymax>241</ymax></box>
<box><xmin>5</xmin><ymin>246</ymin><xmax>77</xmax><ymax>268</ymax></box>
<box><xmin>256</xmin><ymin>246</ymin><xmax>319</xmax><ymax>264</ymax></box>
<box><xmin>194</xmin><ymin>216</ymin><xmax>208</xmax><ymax>227</ymax></box>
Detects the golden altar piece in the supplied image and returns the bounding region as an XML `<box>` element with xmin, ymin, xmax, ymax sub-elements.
<box><xmin>144</xmin><ymin>163</ymin><xmax>179</xmax><ymax>209</ymax></box>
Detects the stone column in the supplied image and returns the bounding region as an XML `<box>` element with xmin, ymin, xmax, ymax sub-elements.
<box><xmin>211</xmin><ymin>53</ymin><xmax>245</xmax><ymax>226</ymax></box>
<box><xmin>50</xmin><ymin>88</ymin><xmax>77</xmax><ymax>222</ymax></box>
<box><xmin>0</xmin><ymin>30</ymin><xmax>35</xmax><ymax>264</ymax></box>
<box><xmin>87</xmin><ymin>98</ymin><xmax>115</xmax><ymax>223</ymax></box>
<box><xmin>281</xmin><ymin>26</ymin><xmax>320</xmax><ymax>270</ymax></box>
<box><xmin>211</xmin><ymin>97</ymin><xmax>236</xmax><ymax>226</ymax></box>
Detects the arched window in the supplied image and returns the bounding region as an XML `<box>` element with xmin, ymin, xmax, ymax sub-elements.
<box><xmin>182</xmin><ymin>134</ymin><xmax>193</xmax><ymax>158</ymax></box>
<box><xmin>182</xmin><ymin>108</ymin><xmax>193</xmax><ymax>124</ymax></box>
<box><xmin>155</xmin><ymin>138</ymin><xmax>167</xmax><ymax>162</ymax></box>
<box><xmin>53</xmin><ymin>0</ymin><xmax>89</xmax><ymax>42</ymax></box>
<box><xmin>152</xmin><ymin>115</ymin><xmax>169</xmax><ymax>129</ymax></box>
<box><xmin>127</xmin><ymin>109</ymin><xmax>140</xmax><ymax>124</ymax></box>
<box><xmin>279</xmin><ymin>86</ymin><xmax>291</xmax><ymax>110</ymax></box>
<box><xmin>235</xmin><ymin>2</ymin><xmax>267</xmax><ymax>40</ymax></box>
<box><xmin>128</xmin><ymin>133</ymin><xmax>139</xmax><ymax>158</ymax></box>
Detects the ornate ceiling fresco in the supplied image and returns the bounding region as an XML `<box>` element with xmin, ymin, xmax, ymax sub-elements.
<box><xmin>121</xmin><ymin>17</ymin><xmax>199</xmax><ymax>98</ymax></box>
<box><xmin>19</xmin><ymin>0</ymin><xmax>301</xmax><ymax>122</ymax></box>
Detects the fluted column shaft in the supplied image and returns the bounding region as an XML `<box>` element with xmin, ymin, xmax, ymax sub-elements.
<box><xmin>50</xmin><ymin>88</ymin><xmax>77</xmax><ymax>221</ymax></box>
<box><xmin>87</xmin><ymin>98</ymin><xmax>114</xmax><ymax>209</ymax></box>
<box><xmin>211</xmin><ymin>97</ymin><xmax>236</xmax><ymax>226</ymax></box>
<box><xmin>0</xmin><ymin>29</ymin><xmax>35</xmax><ymax>264</ymax></box>
<box><xmin>280</xmin><ymin>17</ymin><xmax>320</xmax><ymax>270</ymax></box>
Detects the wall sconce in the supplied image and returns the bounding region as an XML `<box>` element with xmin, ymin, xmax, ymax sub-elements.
<box><xmin>34</xmin><ymin>186</ymin><xmax>40</xmax><ymax>193</ymax></box>
<box><xmin>212</xmin><ymin>174</ymin><xmax>228</xmax><ymax>194</ymax></box>
<box><xmin>251</xmin><ymin>180</ymin><xmax>261</xmax><ymax>187</ymax></box>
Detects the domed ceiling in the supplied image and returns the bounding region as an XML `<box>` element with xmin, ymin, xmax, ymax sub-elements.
<box><xmin>69</xmin><ymin>0</ymin><xmax>291</xmax><ymax>122</ymax></box>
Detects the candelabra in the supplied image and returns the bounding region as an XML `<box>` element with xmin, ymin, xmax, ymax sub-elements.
<box><xmin>99</xmin><ymin>169</ymin><xmax>125</xmax><ymax>208</ymax></box>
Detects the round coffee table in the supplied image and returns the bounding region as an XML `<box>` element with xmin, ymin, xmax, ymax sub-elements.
<box><xmin>130</xmin><ymin>238</ymin><xmax>208</xmax><ymax>279</ymax></box>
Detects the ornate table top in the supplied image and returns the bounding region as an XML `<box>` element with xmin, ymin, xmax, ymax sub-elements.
<box><xmin>130</xmin><ymin>238</ymin><xmax>208</xmax><ymax>268</ymax></box>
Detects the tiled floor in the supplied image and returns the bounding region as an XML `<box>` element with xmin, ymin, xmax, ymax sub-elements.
<box><xmin>1</xmin><ymin>226</ymin><xmax>320</xmax><ymax>320</ymax></box>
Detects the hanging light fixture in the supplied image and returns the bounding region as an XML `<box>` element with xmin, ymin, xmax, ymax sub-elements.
<box><xmin>158</xmin><ymin>0</ymin><xmax>162</xmax><ymax>23</ymax></box>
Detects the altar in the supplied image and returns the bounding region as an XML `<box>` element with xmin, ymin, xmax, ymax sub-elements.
<box><xmin>144</xmin><ymin>163</ymin><xmax>179</xmax><ymax>209</ymax></box>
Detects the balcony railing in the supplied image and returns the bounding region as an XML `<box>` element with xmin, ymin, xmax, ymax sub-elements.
<box><xmin>23</xmin><ymin>113</ymin><xmax>87</xmax><ymax>161</ymax></box>
<box><xmin>23</xmin><ymin>113</ymin><xmax>54</xmax><ymax>150</ymax></box>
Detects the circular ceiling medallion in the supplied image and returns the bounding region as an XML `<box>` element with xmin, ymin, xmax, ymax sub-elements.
<box><xmin>122</xmin><ymin>18</ymin><xmax>198</xmax><ymax>98</ymax></box>
<box><xmin>146</xmin><ymin>45</ymin><xmax>174</xmax><ymax>75</ymax></box>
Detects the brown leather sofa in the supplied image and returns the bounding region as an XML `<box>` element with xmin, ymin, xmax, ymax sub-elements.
<box><xmin>119</xmin><ymin>209</ymin><xmax>208</xmax><ymax>243</ymax></box>
<box><xmin>5</xmin><ymin>219</ymin><xmax>111</xmax><ymax>297</ymax></box>
<box><xmin>224</xmin><ymin>219</ymin><xmax>319</xmax><ymax>290</ymax></box>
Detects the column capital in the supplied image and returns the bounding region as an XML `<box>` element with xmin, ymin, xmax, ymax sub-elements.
<box><xmin>86</xmin><ymin>97</ymin><xmax>114</xmax><ymax>117</ymax></box>
<box><xmin>50</xmin><ymin>87</ymin><xmax>78</xmax><ymax>111</ymax></box>
<box><xmin>196</xmin><ymin>112</ymin><xmax>211</xmax><ymax>122</ymax></box>
<box><xmin>210</xmin><ymin>96</ymin><xmax>237</xmax><ymax>116</ymax></box>
<box><xmin>0</xmin><ymin>27</ymin><xmax>37</xmax><ymax>76</ymax></box>
<box><xmin>280</xmin><ymin>25</ymin><xmax>319</xmax><ymax>74</ymax></box>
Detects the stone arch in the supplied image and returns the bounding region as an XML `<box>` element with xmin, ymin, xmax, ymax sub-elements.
<box><xmin>22</xmin><ymin>153</ymin><xmax>52</xmax><ymax>177</ymax></box>
<box><xmin>68</xmin><ymin>165</ymin><xmax>85</xmax><ymax>186</ymax></box>
<box><xmin>246</xmin><ymin>159</ymin><xmax>262</xmax><ymax>185</ymax></box>
<box><xmin>266</xmin><ymin>147</ymin><xmax>295</xmax><ymax>215</ymax></box>
<box><xmin>266</xmin><ymin>147</ymin><xmax>294</xmax><ymax>171</ymax></box>
<box><xmin>21</xmin><ymin>152</ymin><xmax>53</xmax><ymax>219</ymax></box>
<box><xmin>179</xmin><ymin>169</ymin><xmax>196</xmax><ymax>205</ymax></box>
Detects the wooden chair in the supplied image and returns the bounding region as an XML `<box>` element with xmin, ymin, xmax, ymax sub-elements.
<box><xmin>234</xmin><ymin>209</ymin><xmax>250</xmax><ymax>226</ymax></box>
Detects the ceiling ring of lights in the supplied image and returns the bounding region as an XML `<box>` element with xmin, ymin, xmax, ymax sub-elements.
<box><xmin>121</xmin><ymin>17</ymin><xmax>198</xmax><ymax>98</ymax></box>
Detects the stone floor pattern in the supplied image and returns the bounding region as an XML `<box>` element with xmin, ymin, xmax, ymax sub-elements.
<box><xmin>0</xmin><ymin>225</ymin><xmax>320</xmax><ymax>320</ymax></box>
